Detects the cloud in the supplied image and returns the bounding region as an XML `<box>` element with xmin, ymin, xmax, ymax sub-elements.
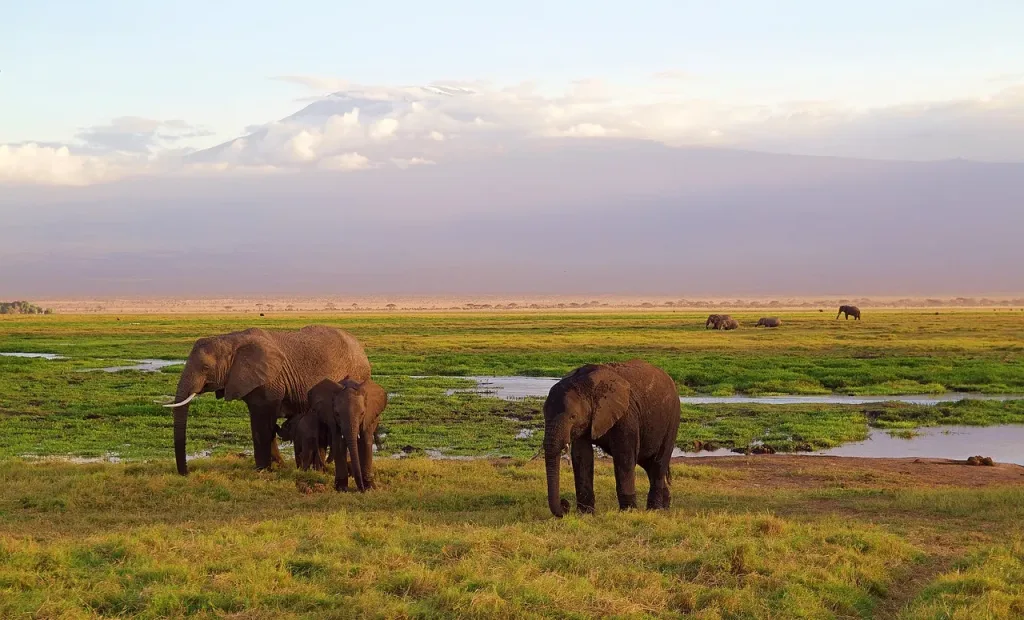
<box><xmin>76</xmin><ymin>116</ymin><xmax>214</xmax><ymax>155</ymax></box>
<box><xmin>317</xmin><ymin>152</ymin><xmax>370</xmax><ymax>171</ymax></box>
<box><xmin>0</xmin><ymin>143</ymin><xmax>135</xmax><ymax>185</ymax></box>
<box><xmin>4</xmin><ymin>77</ymin><xmax>1024</xmax><ymax>186</ymax></box>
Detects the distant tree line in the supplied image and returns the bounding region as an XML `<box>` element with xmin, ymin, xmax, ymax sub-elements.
<box><xmin>0</xmin><ymin>301</ymin><xmax>53</xmax><ymax>315</ymax></box>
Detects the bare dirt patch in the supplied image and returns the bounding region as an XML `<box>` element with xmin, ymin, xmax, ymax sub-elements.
<box><xmin>676</xmin><ymin>455</ymin><xmax>1024</xmax><ymax>490</ymax></box>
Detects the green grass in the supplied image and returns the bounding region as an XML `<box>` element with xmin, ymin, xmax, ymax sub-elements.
<box><xmin>2</xmin><ymin>311</ymin><xmax>1024</xmax><ymax>617</ymax></box>
<box><xmin>2</xmin><ymin>310</ymin><xmax>1022</xmax><ymax>394</ymax></box>
<box><xmin>0</xmin><ymin>457</ymin><xmax>981</xmax><ymax>619</ymax></box>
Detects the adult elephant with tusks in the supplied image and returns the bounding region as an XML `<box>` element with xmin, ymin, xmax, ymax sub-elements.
<box><xmin>543</xmin><ymin>359</ymin><xmax>681</xmax><ymax>518</ymax></box>
<box><xmin>163</xmin><ymin>325</ymin><xmax>371</xmax><ymax>475</ymax></box>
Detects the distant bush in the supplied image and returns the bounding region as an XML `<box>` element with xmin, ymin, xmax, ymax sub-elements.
<box><xmin>0</xmin><ymin>301</ymin><xmax>53</xmax><ymax>315</ymax></box>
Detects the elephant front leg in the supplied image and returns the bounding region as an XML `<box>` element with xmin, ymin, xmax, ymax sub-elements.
<box><xmin>333</xmin><ymin>429</ymin><xmax>349</xmax><ymax>492</ymax></box>
<box><xmin>249</xmin><ymin>408</ymin><xmax>278</xmax><ymax>471</ymax></box>
<box><xmin>612</xmin><ymin>454</ymin><xmax>638</xmax><ymax>511</ymax></box>
<box><xmin>359</xmin><ymin>431</ymin><xmax>376</xmax><ymax>490</ymax></box>
<box><xmin>570</xmin><ymin>439</ymin><xmax>595</xmax><ymax>514</ymax></box>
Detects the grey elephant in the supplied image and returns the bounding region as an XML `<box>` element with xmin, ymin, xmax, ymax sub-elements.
<box><xmin>837</xmin><ymin>305</ymin><xmax>861</xmax><ymax>320</ymax></box>
<box><xmin>705</xmin><ymin>314</ymin><xmax>732</xmax><ymax>329</ymax></box>
<box><xmin>308</xmin><ymin>377</ymin><xmax>388</xmax><ymax>492</ymax></box>
<box><xmin>543</xmin><ymin>359</ymin><xmax>681</xmax><ymax>518</ymax></box>
<box><xmin>719</xmin><ymin>318</ymin><xmax>739</xmax><ymax>330</ymax></box>
<box><xmin>755</xmin><ymin>317</ymin><xmax>781</xmax><ymax>328</ymax></box>
<box><xmin>163</xmin><ymin>325</ymin><xmax>371</xmax><ymax>475</ymax></box>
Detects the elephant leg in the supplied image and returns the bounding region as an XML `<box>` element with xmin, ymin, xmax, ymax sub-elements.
<box><xmin>611</xmin><ymin>453</ymin><xmax>638</xmax><ymax>510</ymax></box>
<box><xmin>271</xmin><ymin>437</ymin><xmax>285</xmax><ymax>466</ymax></box>
<box><xmin>359</xmin><ymin>431</ymin><xmax>376</xmax><ymax>490</ymax></box>
<box><xmin>570</xmin><ymin>439</ymin><xmax>595</xmax><ymax>514</ymax></box>
<box><xmin>641</xmin><ymin>459</ymin><xmax>671</xmax><ymax>510</ymax></box>
<box><xmin>249</xmin><ymin>408</ymin><xmax>278</xmax><ymax>471</ymax></box>
<box><xmin>333</xmin><ymin>429</ymin><xmax>349</xmax><ymax>492</ymax></box>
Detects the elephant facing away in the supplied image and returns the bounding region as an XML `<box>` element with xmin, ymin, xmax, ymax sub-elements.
<box><xmin>705</xmin><ymin>314</ymin><xmax>730</xmax><ymax>329</ymax></box>
<box><xmin>543</xmin><ymin>359</ymin><xmax>681</xmax><ymax>518</ymax></box>
<box><xmin>837</xmin><ymin>305</ymin><xmax>861</xmax><ymax>320</ymax></box>
<box><xmin>755</xmin><ymin>317</ymin><xmax>782</xmax><ymax>328</ymax></box>
<box><xmin>163</xmin><ymin>325</ymin><xmax>371</xmax><ymax>475</ymax></box>
<box><xmin>308</xmin><ymin>377</ymin><xmax>388</xmax><ymax>492</ymax></box>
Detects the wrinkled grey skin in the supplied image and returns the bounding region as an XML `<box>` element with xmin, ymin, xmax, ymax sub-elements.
<box><xmin>167</xmin><ymin>325</ymin><xmax>371</xmax><ymax>475</ymax></box>
<box><xmin>718</xmin><ymin>318</ymin><xmax>739</xmax><ymax>330</ymax></box>
<box><xmin>705</xmin><ymin>314</ymin><xmax>731</xmax><ymax>329</ymax></box>
<box><xmin>277</xmin><ymin>412</ymin><xmax>330</xmax><ymax>471</ymax></box>
<box><xmin>308</xmin><ymin>378</ymin><xmax>388</xmax><ymax>492</ymax></box>
<box><xmin>837</xmin><ymin>305</ymin><xmax>861</xmax><ymax>320</ymax></box>
<box><xmin>543</xmin><ymin>359</ymin><xmax>681</xmax><ymax>518</ymax></box>
<box><xmin>755</xmin><ymin>317</ymin><xmax>782</xmax><ymax>328</ymax></box>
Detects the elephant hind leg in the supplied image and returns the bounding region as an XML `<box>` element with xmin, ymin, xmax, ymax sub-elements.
<box><xmin>641</xmin><ymin>460</ymin><xmax>671</xmax><ymax>510</ymax></box>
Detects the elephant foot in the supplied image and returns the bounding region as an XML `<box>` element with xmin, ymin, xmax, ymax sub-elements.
<box><xmin>334</xmin><ymin>480</ymin><xmax>349</xmax><ymax>492</ymax></box>
<box><xmin>617</xmin><ymin>493</ymin><xmax>637</xmax><ymax>511</ymax></box>
<box><xmin>576</xmin><ymin>503</ymin><xmax>595</xmax><ymax>515</ymax></box>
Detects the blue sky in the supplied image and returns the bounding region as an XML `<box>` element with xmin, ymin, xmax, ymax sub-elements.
<box><xmin>4</xmin><ymin>0</ymin><xmax>1023</xmax><ymax>147</ymax></box>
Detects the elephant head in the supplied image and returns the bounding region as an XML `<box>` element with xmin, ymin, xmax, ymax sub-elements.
<box><xmin>543</xmin><ymin>365</ymin><xmax>631</xmax><ymax>517</ymax></box>
<box><xmin>309</xmin><ymin>378</ymin><xmax>367</xmax><ymax>492</ymax></box>
<box><xmin>163</xmin><ymin>329</ymin><xmax>286</xmax><ymax>475</ymax></box>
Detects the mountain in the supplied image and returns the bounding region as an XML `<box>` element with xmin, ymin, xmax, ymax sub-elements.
<box><xmin>2</xmin><ymin>139</ymin><xmax>1022</xmax><ymax>296</ymax></box>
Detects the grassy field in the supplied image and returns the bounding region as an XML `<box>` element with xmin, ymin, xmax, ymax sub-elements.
<box><xmin>2</xmin><ymin>310</ymin><xmax>1024</xmax><ymax>617</ymax></box>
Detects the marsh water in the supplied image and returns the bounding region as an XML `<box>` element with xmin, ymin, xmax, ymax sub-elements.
<box><xmin>673</xmin><ymin>425</ymin><xmax>1024</xmax><ymax>466</ymax></box>
<box><xmin>86</xmin><ymin>359</ymin><xmax>183</xmax><ymax>373</ymax></box>
<box><xmin>441</xmin><ymin>375</ymin><xmax>1024</xmax><ymax>406</ymax></box>
<box><xmin>1</xmin><ymin>352</ymin><xmax>67</xmax><ymax>360</ymax></box>
<box><xmin>6</xmin><ymin>355</ymin><xmax>1023</xmax><ymax>464</ymax></box>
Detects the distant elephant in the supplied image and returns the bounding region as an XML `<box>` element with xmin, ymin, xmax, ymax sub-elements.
<box><xmin>543</xmin><ymin>359</ymin><xmax>681</xmax><ymax>518</ymax></box>
<box><xmin>163</xmin><ymin>325</ymin><xmax>371</xmax><ymax>475</ymax></box>
<box><xmin>308</xmin><ymin>377</ymin><xmax>388</xmax><ymax>492</ymax></box>
<box><xmin>755</xmin><ymin>317</ymin><xmax>781</xmax><ymax>328</ymax></box>
<box><xmin>276</xmin><ymin>413</ymin><xmax>330</xmax><ymax>471</ymax></box>
<box><xmin>837</xmin><ymin>305</ymin><xmax>861</xmax><ymax>320</ymax></box>
<box><xmin>719</xmin><ymin>318</ymin><xmax>739</xmax><ymax>330</ymax></box>
<box><xmin>705</xmin><ymin>314</ymin><xmax>732</xmax><ymax>329</ymax></box>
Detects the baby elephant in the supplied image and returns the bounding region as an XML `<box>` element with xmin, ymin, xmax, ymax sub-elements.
<box><xmin>276</xmin><ymin>413</ymin><xmax>330</xmax><ymax>471</ymax></box>
<box><xmin>308</xmin><ymin>377</ymin><xmax>388</xmax><ymax>492</ymax></box>
<box><xmin>719</xmin><ymin>318</ymin><xmax>739</xmax><ymax>330</ymax></box>
<box><xmin>755</xmin><ymin>317</ymin><xmax>781</xmax><ymax>328</ymax></box>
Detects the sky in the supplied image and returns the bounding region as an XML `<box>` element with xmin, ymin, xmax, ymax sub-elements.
<box><xmin>1</xmin><ymin>2</ymin><xmax>1022</xmax><ymax>295</ymax></box>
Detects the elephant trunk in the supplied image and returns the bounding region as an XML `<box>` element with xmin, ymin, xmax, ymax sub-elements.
<box><xmin>347</xmin><ymin>418</ymin><xmax>364</xmax><ymax>492</ymax></box>
<box><xmin>544</xmin><ymin>423</ymin><xmax>569</xmax><ymax>517</ymax></box>
<box><xmin>171</xmin><ymin>368</ymin><xmax>204</xmax><ymax>476</ymax></box>
<box><xmin>545</xmin><ymin>449</ymin><xmax>563</xmax><ymax>517</ymax></box>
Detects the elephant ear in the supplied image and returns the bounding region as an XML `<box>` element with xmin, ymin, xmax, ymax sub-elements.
<box><xmin>361</xmin><ymin>381</ymin><xmax>388</xmax><ymax>430</ymax></box>
<box><xmin>585</xmin><ymin>367</ymin><xmax>631</xmax><ymax>440</ymax></box>
<box><xmin>224</xmin><ymin>341</ymin><xmax>285</xmax><ymax>401</ymax></box>
<box><xmin>307</xmin><ymin>379</ymin><xmax>336</xmax><ymax>416</ymax></box>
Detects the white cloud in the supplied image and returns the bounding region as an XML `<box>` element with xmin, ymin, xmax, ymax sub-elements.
<box><xmin>4</xmin><ymin>77</ymin><xmax>1024</xmax><ymax>185</ymax></box>
<box><xmin>392</xmin><ymin>156</ymin><xmax>435</xmax><ymax>168</ymax></box>
<box><xmin>0</xmin><ymin>143</ymin><xmax>131</xmax><ymax>185</ymax></box>
<box><xmin>317</xmin><ymin>152</ymin><xmax>370</xmax><ymax>171</ymax></box>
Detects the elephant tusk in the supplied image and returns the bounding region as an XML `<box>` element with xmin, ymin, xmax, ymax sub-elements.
<box><xmin>163</xmin><ymin>393</ymin><xmax>198</xmax><ymax>408</ymax></box>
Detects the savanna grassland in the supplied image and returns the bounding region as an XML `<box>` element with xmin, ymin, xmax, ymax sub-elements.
<box><xmin>1</xmin><ymin>310</ymin><xmax>1024</xmax><ymax>618</ymax></box>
